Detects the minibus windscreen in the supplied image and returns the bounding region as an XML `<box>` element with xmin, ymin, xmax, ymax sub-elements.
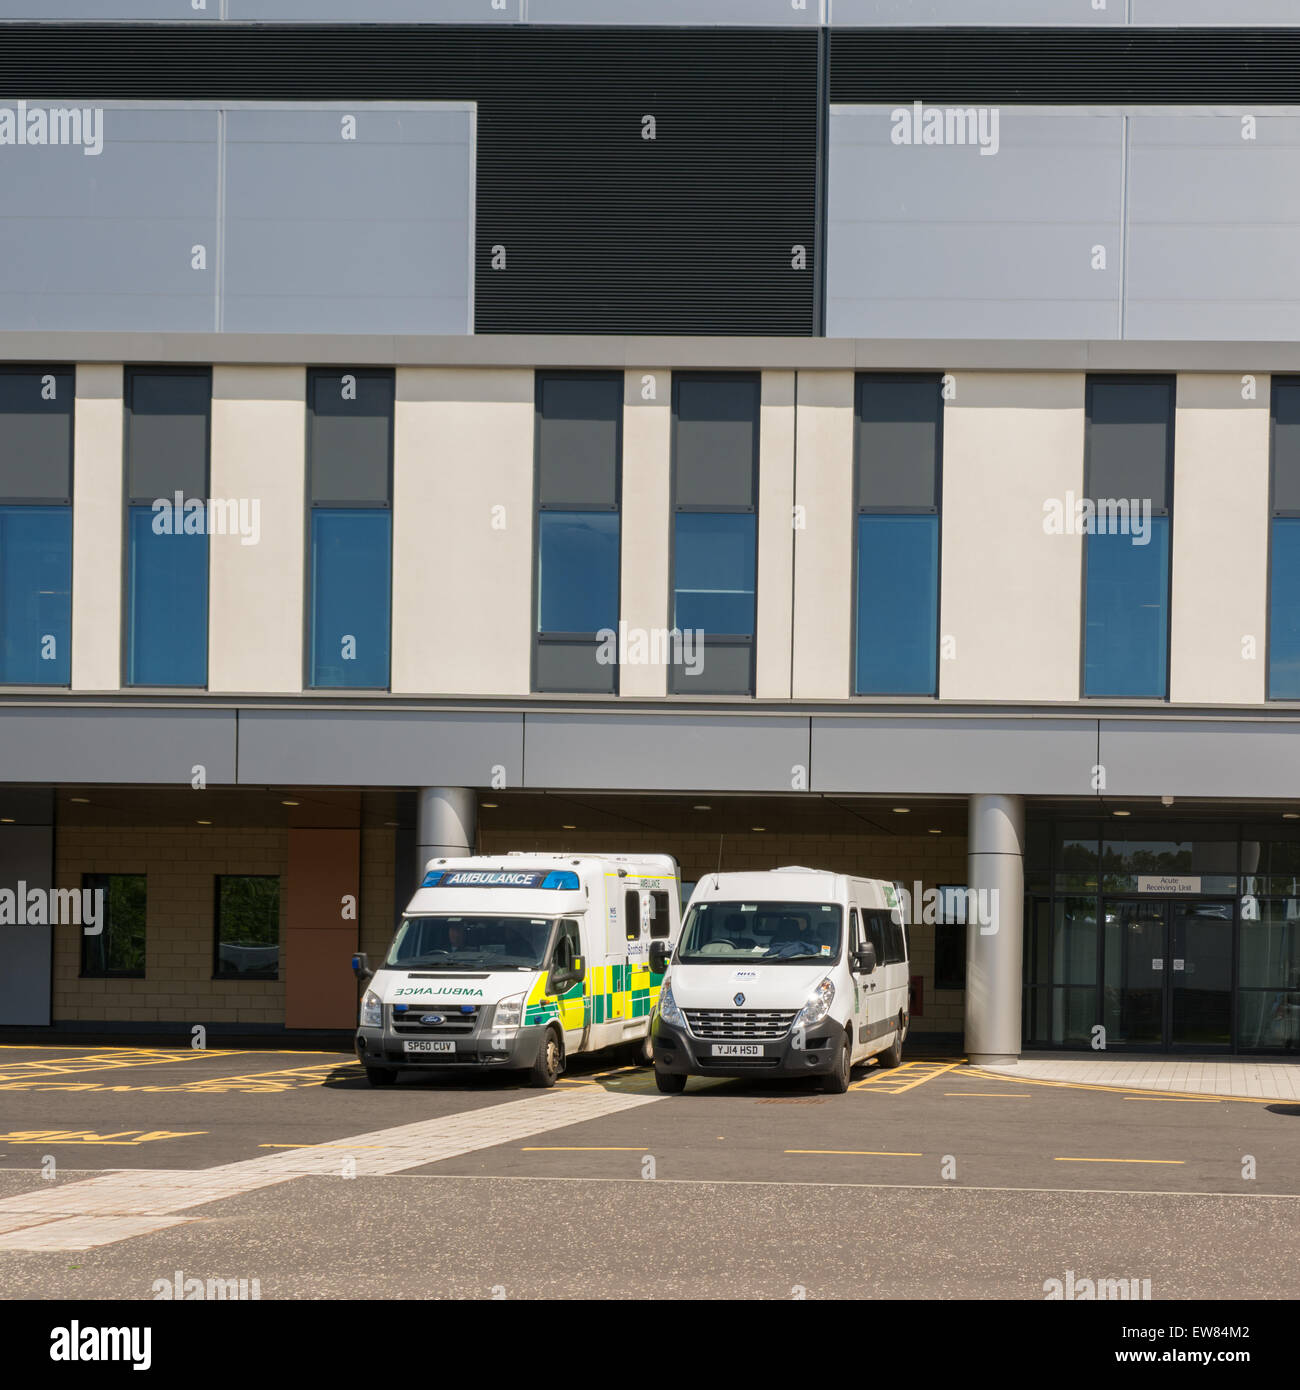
<box><xmin>386</xmin><ymin>916</ymin><xmax>555</xmax><ymax>971</ymax></box>
<box><xmin>676</xmin><ymin>902</ymin><xmax>843</xmax><ymax>963</ymax></box>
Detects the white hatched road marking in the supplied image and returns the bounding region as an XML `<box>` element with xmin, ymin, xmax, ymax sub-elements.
<box><xmin>0</xmin><ymin>1087</ymin><xmax>661</xmax><ymax>1251</ymax></box>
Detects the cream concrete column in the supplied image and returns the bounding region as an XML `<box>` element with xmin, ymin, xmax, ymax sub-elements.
<box><xmin>1169</xmin><ymin>373</ymin><xmax>1270</xmax><ymax>705</ymax></box>
<box><xmin>207</xmin><ymin>366</ymin><xmax>305</xmax><ymax>693</ymax></box>
<box><xmin>71</xmin><ymin>364</ymin><xmax>123</xmax><ymax>691</ymax></box>
<box><xmin>791</xmin><ymin>370</ymin><xmax>854</xmax><ymax>699</ymax></box>
<box><xmin>966</xmin><ymin>793</ymin><xmax>1025</xmax><ymax>1065</ymax></box>
<box><xmin>756</xmin><ymin>370</ymin><xmax>795</xmax><ymax>699</ymax></box>
<box><xmin>619</xmin><ymin>368</ymin><xmax>671</xmax><ymax>698</ymax></box>
<box><xmin>939</xmin><ymin>372</ymin><xmax>1086</xmax><ymax>702</ymax></box>
<box><xmin>392</xmin><ymin>368</ymin><xmax>534</xmax><ymax>696</ymax></box>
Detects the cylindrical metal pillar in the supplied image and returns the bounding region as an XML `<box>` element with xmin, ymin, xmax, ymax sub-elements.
<box><xmin>415</xmin><ymin>787</ymin><xmax>476</xmax><ymax>885</ymax></box>
<box><xmin>964</xmin><ymin>794</ymin><xmax>1025</xmax><ymax>1065</ymax></box>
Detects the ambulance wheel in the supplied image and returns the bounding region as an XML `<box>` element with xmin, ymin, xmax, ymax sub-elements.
<box><xmin>878</xmin><ymin>1017</ymin><xmax>905</xmax><ymax>1070</ymax></box>
<box><xmin>528</xmin><ymin>1029</ymin><xmax>563</xmax><ymax>1088</ymax></box>
<box><xmin>654</xmin><ymin>1069</ymin><xmax>687</xmax><ymax>1094</ymax></box>
<box><xmin>626</xmin><ymin>1034</ymin><xmax>654</xmax><ymax>1068</ymax></box>
<box><xmin>365</xmin><ymin>1067</ymin><xmax>397</xmax><ymax>1087</ymax></box>
<box><xmin>820</xmin><ymin>1034</ymin><xmax>852</xmax><ymax>1094</ymax></box>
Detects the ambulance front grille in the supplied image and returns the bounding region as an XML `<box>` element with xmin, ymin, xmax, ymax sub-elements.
<box><xmin>684</xmin><ymin>1008</ymin><xmax>798</xmax><ymax>1041</ymax></box>
<box><xmin>390</xmin><ymin>1006</ymin><xmax>481</xmax><ymax>1035</ymax></box>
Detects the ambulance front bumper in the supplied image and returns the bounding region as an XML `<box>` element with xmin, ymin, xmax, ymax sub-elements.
<box><xmin>354</xmin><ymin>1022</ymin><xmax>548</xmax><ymax>1071</ymax></box>
<box><xmin>650</xmin><ymin>1013</ymin><xmax>842</xmax><ymax>1077</ymax></box>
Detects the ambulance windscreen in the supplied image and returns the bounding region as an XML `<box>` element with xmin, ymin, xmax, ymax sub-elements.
<box><xmin>386</xmin><ymin>916</ymin><xmax>555</xmax><ymax>971</ymax></box>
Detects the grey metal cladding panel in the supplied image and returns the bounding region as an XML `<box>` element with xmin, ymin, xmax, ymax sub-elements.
<box><xmin>1133</xmin><ymin>1</ymin><xmax>1300</xmax><ymax>22</ymax></box>
<box><xmin>524</xmin><ymin>714</ymin><xmax>809</xmax><ymax>792</ymax></box>
<box><xmin>1126</xmin><ymin>112</ymin><xmax>1300</xmax><ymax>342</ymax></box>
<box><xmin>1100</xmin><ymin>721</ymin><xmax>1300</xmax><ymax>799</ymax></box>
<box><xmin>0</xmin><ymin>106</ymin><xmax>217</xmax><ymax>333</ymax></box>
<box><xmin>221</xmin><ymin>107</ymin><xmax>472</xmax><ymax>337</ymax></box>
<box><xmin>229</xmin><ymin>0</ymin><xmax>523</xmax><ymax>18</ymax></box>
<box><xmin>811</xmin><ymin>718</ymin><xmax>1099</xmax><ymax>796</ymax></box>
<box><xmin>0</xmin><ymin>2</ymin><xmax>214</xmax><ymax>15</ymax></box>
<box><xmin>0</xmin><ymin>709</ymin><xmax>236</xmax><ymax>785</ymax></box>
<box><xmin>528</xmin><ymin>0</ymin><xmax>822</xmax><ymax>23</ymax></box>
<box><xmin>827</xmin><ymin>107</ymin><xmax>1123</xmax><ymax>341</ymax></box>
<box><xmin>236</xmin><ymin>711</ymin><xmax>523</xmax><ymax>788</ymax></box>
<box><xmin>0</xmin><ymin>825</ymin><xmax>53</xmax><ymax>1027</ymax></box>
<box><xmin>830</xmin><ymin>0</ymin><xmax>1123</xmax><ymax>22</ymax></box>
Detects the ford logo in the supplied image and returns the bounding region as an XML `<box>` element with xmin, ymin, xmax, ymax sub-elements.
<box><xmin>733</xmin><ymin>993</ymin><xmax>745</xmax><ymax>1007</ymax></box>
<box><xmin>420</xmin><ymin>1013</ymin><xmax>445</xmax><ymax>1025</ymax></box>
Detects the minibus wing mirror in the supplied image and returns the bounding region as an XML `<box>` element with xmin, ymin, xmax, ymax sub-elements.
<box><xmin>854</xmin><ymin>943</ymin><xmax>877</xmax><ymax>974</ymax></box>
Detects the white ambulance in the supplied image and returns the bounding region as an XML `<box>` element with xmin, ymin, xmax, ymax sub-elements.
<box><xmin>649</xmin><ymin>867</ymin><xmax>909</xmax><ymax>1094</ymax></box>
<box><xmin>353</xmin><ymin>853</ymin><xmax>681</xmax><ymax>1088</ymax></box>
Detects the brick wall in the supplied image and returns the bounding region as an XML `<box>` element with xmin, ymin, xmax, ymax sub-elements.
<box><xmin>479</xmin><ymin>828</ymin><xmax>968</xmax><ymax>1034</ymax></box>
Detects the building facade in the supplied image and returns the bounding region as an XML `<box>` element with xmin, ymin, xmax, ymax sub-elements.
<box><xmin>2</xmin><ymin>5</ymin><xmax>1300</xmax><ymax>1061</ymax></box>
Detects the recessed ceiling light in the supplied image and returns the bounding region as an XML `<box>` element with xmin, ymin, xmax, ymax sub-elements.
<box><xmin>751</xmin><ymin>826</ymin><xmax>766</xmax><ymax>832</ymax></box>
<box><xmin>892</xmin><ymin>807</ymin><xmax>910</xmax><ymax>814</ymax></box>
<box><xmin>693</xmin><ymin>804</ymin><xmax>711</xmax><ymax>811</ymax></box>
<box><xmin>928</xmin><ymin>828</ymin><xmax>942</xmax><ymax>835</ymax></box>
<box><xmin>1113</xmin><ymin>810</ymin><xmax>1130</xmax><ymax>817</ymax></box>
<box><xmin>196</xmin><ymin>819</ymin><xmax>212</xmax><ymax>826</ymax></box>
<box><xmin>281</xmin><ymin>800</ymin><xmax>299</xmax><ymax>807</ymax></box>
<box><xmin>0</xmin><ymin>817</ymin><xmax>13</xmax><ymax>824</ymax></box>
<box><xmin>480</xmin><ymin>802</ymin><xmax>498</xmax><ymax>809</ymax></box>
<box><xmin>69</xmin><ymin>797</ymin><xmax>90</xmax><ymax>804</ymax></box>
<box><xmin>384</xmin><ymin>820</ymin><xmax>399</xmax><ymax>828</ymax></box>
<box><xmin>562</xmin><ymin>824</ymin><xmax>576</xmax><ymax>830</ymax></box>
<box><xmin>1284</xmin><ymin>813</ymin><xmax>1300</xmax><ymax>821</ymax></box>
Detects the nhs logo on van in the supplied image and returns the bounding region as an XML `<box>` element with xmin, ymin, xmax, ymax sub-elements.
<box><xmin>419</xmin><ymin>869</ymin><xmax>580</xmax><ymax>890</ymax></box>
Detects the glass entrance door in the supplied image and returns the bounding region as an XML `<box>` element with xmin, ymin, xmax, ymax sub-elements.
<box><xmin>1103</xmin><ymin>899</ymin><xmax>1234</xmax><ymax>1050</ymax></box>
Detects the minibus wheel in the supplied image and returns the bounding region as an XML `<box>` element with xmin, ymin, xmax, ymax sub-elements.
<box><xmin>877</xmin><ymin>1017</ymin><xmax>905</xmax><ymax>1070</ymax></box>
<box><xmin>528</xmin><ymin>1028</ymin><xmax>563</xmax><ymax>1088</ymax></box>
<box><xmin>365</xmin><ymin>1067</ymin><xmax>397</xmax><ymax>1087</ymax></box>
<box><xmin>820</xmin><ymin>1034</ymin><xmax>852</xmax><ymax>1094</ymax></box>
<box><xmin>654</xmin><ymin>1068</ymin><xmax>687</xmax><ymax>1094</ymax></box>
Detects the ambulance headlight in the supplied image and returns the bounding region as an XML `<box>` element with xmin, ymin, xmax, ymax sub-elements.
<box><xmin>360</xmin><ymin>990</ymin><xmax>383</xmax><ymax>1028</ymax></box>
<box><xmin>794</xmin><ymin>978</ymin><xmax>835</xmax><ymax>1030</ymax></box>
<box><xmin>657</xmin><ymin>980</ymin><xmax>684</xmax><ymax>1028</ymax></box>
<box><xmin>493</xmin><ymin>992</ymin><xmax>526</xmax><ymax>1035</ymax></box>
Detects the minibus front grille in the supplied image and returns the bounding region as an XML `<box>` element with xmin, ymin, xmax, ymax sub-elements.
<box><xmin>683</xmin><ymin>1008</ymin><xmax>798</xmax><ymax>1040</ymax></box>
<box><xmin>390</xmin><ymin>1006</ymin><xmax>481</xmax><ymax>1035</ymax></box>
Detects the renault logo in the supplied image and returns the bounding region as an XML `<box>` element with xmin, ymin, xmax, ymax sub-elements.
<box><xmin>733</xmin><ymin>993</ymin><xmax>745</xmax><ymax>1007</ymax></box>
<box><xmin>420</xmin><ymin>1013</ymin><xmax>445</xmax><ymax>1025</ymax></box>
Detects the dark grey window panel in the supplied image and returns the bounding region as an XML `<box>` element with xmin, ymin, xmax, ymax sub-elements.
<box><xmin>231</xmin><ymin>0</ymin><xmax>521</xmax><ymax>17</ymax></box>
<box><xmin>811</xmin><ymin>717</ymin><xmax>1100</xmax><ymax>796</ymax></box>
<box><xmin>0</xmin><ymin>825</ymin><xmax>53</xmax><ymax>1026</ymax></box>
<box><xmin>0</xmin><ymin>708</ymin><xmax>235</xmax><ymax>784</ymax></box>
<box><xmin>1099</xmin><ymin>720</ymin><xmax>1300</xmax><ymax>799</ymax></box>
<box><xmin>308</xmin><ymin>370</ymin><xmax>394</xmax><ymax>506</ymax></box>
<box><xmin>827</xmin><ymin>106</ymin><xmax>1123</xmax><ymax>341</ymax></box>
<box><xmin>1273</xmin><ymin>380</ymin><xmax>1300</xmax><ymax>514</ymax></box>
<box><xmin>221</xmin><ymin>105</ymin><xmax>473</xmax><ymax>336</ymax></box>
<box><xmin>667</xmin><ymin>641</ymin><xmax>754</xmax><ymax>697</ymax></box>
<box><xmin>534</xmin><ymin>639</ymin><xmax>618</xmax><ymax>695</ymax></box>
<box><xmin>0</xmin><ymin>367</ymin><xmax>73</xmax><ymax>502</ymax></box>
<box><xmin>235</xmin><ymin>710</ymin><xmax>523</xmax><ymax>787</ymax></box>
<box><xmin>856</xmin><ymin>375</ymin><xmax>941</xmax><ymax>512</ymax></box>
<box><xmin>673</xmin><ymin>376</ymin><xmax>760</xmax><ymax>510</ymax></box>
<box><xmin>1085</xmin><ymin>378</ymin><xmax>1172</xmax><ymax>512</ymax></box>
<box><xmin>523</xmin><ymin>713</ymin><xmax>809</xmax><ymax>792</ymax></box>
<box><xmin>536</xmin><ymin>374</ymin><xmax>622</xmax><ymax>510</ymax></box>
<box><xmin>126</xmin><ymin>369</ymin><xmax>211</xmax><ymax>503</ymax></box>
<box><xmin>527</xmin><ymin>0</ymin><xmax>821</xmax><ymax>22</ymax></box>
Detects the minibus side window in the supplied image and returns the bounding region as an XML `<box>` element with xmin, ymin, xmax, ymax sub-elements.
<box><xmin>650</xmin><ymin>891</ymin><xmax>671</xmax><ymax>939</ymax></box>
<box><xmin>849</xmin><ymin>907</ymin><xmax>862</xmax><ymax>955</ymax></box>
<box><xmin>864</xmin><ymin>910</ymin><xmax>887</xmax><ymax>965</ymax></box>
<box><xmin>625</xmin><ymin>890</ymin><xmax>642</xmax><ymax>942</ymax></box>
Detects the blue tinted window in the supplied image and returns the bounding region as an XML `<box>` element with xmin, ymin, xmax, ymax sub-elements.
<box><xmin>855</xmin><ymin>514</ymin><xmax>938</xmax><ymax>695</ymax></box>
<box><xmin>0</xmin><ymin>506</ymin><xmax>71</xmax><ymax>685</ymax></box>
<box><xmin>309</xmin><ymin>509</ymin><xmax>391</xmax><ymax>688</ymax></box>
<box><xmin>537</xmin><ymin>511</ymin><xmax>619</xmax><ymax>634</ymax></box>
<box><xmin>1269</xmin><ymin>518</ymin><xmax>1300</xmax><ymax>699</ymax></box>
<box><xmin>1083</xmin><ymin>520</ymin><xmax>1170</xmax><ymax>698</ymax></box>
<box><xmin>673</xmin><ymin>512</ymin><xmax>756</xmax><ymax>636</ymax></box>
<box><xmin>126</xmin><ymin>505</ymin><xmax>208</xmax><ymax>687</ymax></box>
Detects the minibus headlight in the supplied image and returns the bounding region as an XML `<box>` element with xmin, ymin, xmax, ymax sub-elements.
<box><xmin>360</xmin><ymin>990</ymin><xmax>383</xmax><ymax>1028</ymax></box>
<box><xmin>794</xmin><ymin>978</ymin><xmax>835</xmax><ymax>1030</ymax></box>
<box><xmin>657</xmin><ymin>981</ymin><xmax>684</xmax><ymax>1028</ymax></box>
<box><xmin>493</xmin><ymin>992</ymin><xmax>526</xmax><ymax>1035</ymax></box>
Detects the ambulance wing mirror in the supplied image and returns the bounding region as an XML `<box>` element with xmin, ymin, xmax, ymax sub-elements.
<box><xmin>351</xmin><ymin>953</ymin><xmax>372</xmax><ymax>983</ymax></box>
<box><xmin>572</xmin><ymin>956</ymin><xmax>585</xmax><ymax>984</ymax></box>
<box><xmin>649</xmin><ymin>940</ymin><xmax>671</xmax><ymax>975</ymax></box>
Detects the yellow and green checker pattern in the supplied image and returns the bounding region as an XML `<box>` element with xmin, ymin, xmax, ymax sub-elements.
<box><xmin>523</xmin><ymin>964</ymin><xmax>663</xmax><ymax>1029</ymax></box>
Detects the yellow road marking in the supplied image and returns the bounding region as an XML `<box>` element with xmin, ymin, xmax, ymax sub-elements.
<box><xmin>965</xmin><ymin>1067</ymin><xmax>1276</xmax><ymax>1105</ymax></box>
<box><xmin>521</xmin><ymin>1146</ymin><xmax>648</xmax><ymax>1152</ymax></box>
<box><xmin>786</xmin><ymin>1149</ymin><xmax>922</xmax><ymax>1157</ymax></box>
<box><xmin>258</xmin><ymin>1143</ymin><xmax>386</xmax><ymax>1150</ymax></box>
<box><xmin>852</xmin><ymin>1059</ymin><xmax>963</xmax><ymax>1094</ymax></box>
<box><xmin>1122</xmin><ymin>1095</ymin><xmax>1222</xmax><ymax>1103</ymax></box>
<box><xmin>0</xmin><ymin>1128</ymin><xmax>206</xmax><ymax>1146</ymax></box>
<box><xmin>0</xmin><ymin>1062</ymin><xmax>359</xmax><ymax>1095</ymax></box>
<box><xmin>943</xmin><ymin>1092</ymin><xmax>1031</xmax><ymax>1098</ymax></box>
<box><xmin>0</xmin><ymin>1049</ymin><xmax>231</xmax><ymax>1084</ymax></box>
<box><xmin>1054</xmin><ymin>1157</ymin><xmax>1185</xmax><ymax>1165</ymax></box>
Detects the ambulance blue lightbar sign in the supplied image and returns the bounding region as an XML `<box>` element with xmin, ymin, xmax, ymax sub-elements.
<box><xmin>419</xmin><ymin>869</ymin><xmax>580</xmax><ymax>890</ymax></box>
